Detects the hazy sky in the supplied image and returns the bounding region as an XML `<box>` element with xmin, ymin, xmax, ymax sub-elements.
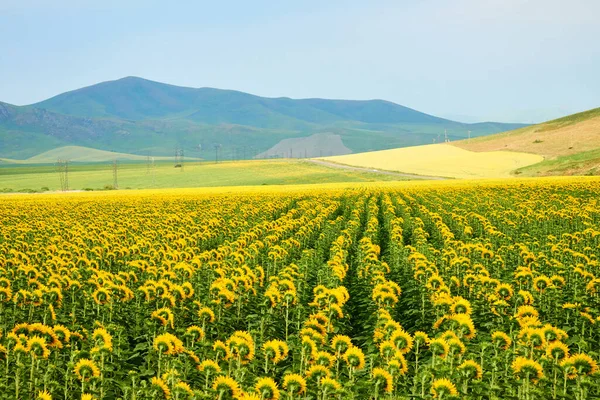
<box><xmin>1</xmin><ymin>0</ymin><xmax>598</xmax><ymax>123</ymax></box>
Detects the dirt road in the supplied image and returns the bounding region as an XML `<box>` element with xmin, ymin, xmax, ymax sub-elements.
<box><xmin>307</xmin><ymin>159</ymin><xmax>447</xmax><ymax>180</ymax></box>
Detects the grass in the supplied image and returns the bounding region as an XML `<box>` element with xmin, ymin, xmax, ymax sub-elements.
<box><xmin>515</xmin><ymin>148</ymin><xmax>600</xmax><ymax>176</ymax></box>
<box><xmin>0</xmin><ymin>159</ymin><xmax>408</xmax><ymax>192</ymax></box>
<box><xmin>322</xmin><ymin>144</ymin><xmax>543</xmax><ymax>179</ymax></box>
<box><xmin>454</xmin><ymin>107</ymin><xmax>600</xmax><ymax>158</ymax></box>
<box><xmin>452</xmin><ymin>107</ymin><xmax>600</xmax><ymax>176</ymax></box>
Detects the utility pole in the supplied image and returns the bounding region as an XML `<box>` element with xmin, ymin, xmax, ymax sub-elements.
<box><xmin>152</xmin><ymin>157</ymin><xmax>156</xmax><ymax>186</ymax></box>
<box><xmin>214</xmin><ymin>144</ymin><xmax>221</xmax><ymax>164</ymax></box>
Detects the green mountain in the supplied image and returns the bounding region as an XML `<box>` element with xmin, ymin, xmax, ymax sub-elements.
<box><xmin>1</xmin><ymin>77</ymin><xmax>528</xmax><ymax>160</ymax></box>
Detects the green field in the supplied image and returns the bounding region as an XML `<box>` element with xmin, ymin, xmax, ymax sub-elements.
<box><xmin>0</xmin><ymin>159</ymin><xmax>407</xmax><ymax>192</ymax></box>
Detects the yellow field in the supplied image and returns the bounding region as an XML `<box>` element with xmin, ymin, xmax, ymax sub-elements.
<box><xmin>321</xmin><ymin>144</ymin><xmax>543</xmax><ymax>179</ymax></box>
<box><xmin>1</xmin><ymin>176</ymin><xmax>600</xmax><ymax>399</ymax></box>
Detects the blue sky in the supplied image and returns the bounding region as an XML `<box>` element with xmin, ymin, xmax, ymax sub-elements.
<box><xmin>1</xmin><ymin>0</ymin><xmax>598</xmax><ymax>123</ymax></box>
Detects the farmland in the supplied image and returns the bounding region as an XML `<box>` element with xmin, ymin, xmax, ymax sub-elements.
<box><xmin>0</xmin><ymin>160</ymin><xmax>407</xmax><ymax>192</ymax></box>
<box><xmin>322</xmin><ymin>144</ymin><xmax>543</xmax><ymax>179</ymax></box>
<box><xmin>1</xmin><ymin>178</ymin><xmax>599</xmax><ymax>399</ymax></box>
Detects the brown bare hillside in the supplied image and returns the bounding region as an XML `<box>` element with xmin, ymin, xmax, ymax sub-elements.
<box><xmin>454</xmin><ymin>108</ymin><xmax>600</xmax><ymax>158</ymax></box>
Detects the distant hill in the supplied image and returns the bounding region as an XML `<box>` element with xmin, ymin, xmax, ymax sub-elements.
<box><xmin>453</xmin><ymin>107</ymin><xmax>600</xmax><ymax>176</ymax></box>
<box><xmin>1</xmin><ymin>76</ymin><xmax>528</xmax><ymax>160</ymax></box>
<box><xmin>321</xmin><ymin>107</ymin><xmax>600</xmax><ymax>178</ymax></box>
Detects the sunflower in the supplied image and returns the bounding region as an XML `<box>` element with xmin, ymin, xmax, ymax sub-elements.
<box><xmin>26</xmin><ymin>336</ymin><xmax>50</xmax><ymax>359</ymax></box>
<box><xmin>413</xmin><ymin>331</ymin><xmax>429</xmax><ymax>346</ymax></box>
<box><xmin>457</xmin><ymin>360</ymin><xmax>483</xmax><ymax>380</ymax></box>
<box><xmin>533</xmin><ymin>276</ymin><xmax>552</xmax><ymax>292</ymax></box>
<box><xmin>491</xmin><ymin>331</ymin><xmax>512</xmax><ymax>350</ymax></box>
<box><xmin>546</xmin><ymin>342</ymin><xmax>569</xmax><ymax>361</ymax></box>
<box><xmin>512</xmin><ymin>357</ymin><xmax>543</xmax><ymax>382</ymax></box>
<box><xmin>151</xmin><ymin>308</ymin><xmax>175</xmax><ymax>329</ymax></box>
<box><xmin>255</xmin><ymin>377</ymin><xmax>280</xmax><ymax>400</ymax></box>
<box><xmin>173</xmin><ymin>381</ymin><xmax>194</xmax><ymax>397</ymax></box>
<box><xmin>282</xmin><ymin>373</ymin><xmax>307</xmax><ymax>395</ymax></box>
<box><xmin>185</xmin><ymin>326</ymin><xmax>205</xmax><ymax>342</ymax></box>
<box><xmin>37</xmin><ymin>390</ymin><xmax>52</xmax><ymax>400</ymax></box>
<box><xmin>447</xmin><ymin>338</ymin><xmax>466</xmax><ymax>357</ymax></box>
<box><xmin>389</xmin><ymin>352</ymin><xmax>409</xmax><ymax>376</ymax></box>
<box><xmin>372</xmin><ymin>367</ymin><xmax>393</xmax><ymax>393</ymax></box>
<box><xmin>429</xmin><ymin>338</ymin><xmax>449</xmax><ymax>359</ymax></box>
<box><xmin>92</xmin><ymin>288</ymin><xmax>111</xmax><ymax>305</ymax></box>
<box><xmin>451</xmin><ymin>298</ymin><xmax>472</xmax><ymax>315</ymax></box>
<box><xmin>153</xmin><ymin>333</ymin><xmax>184</xmax><ymax>355</ymax></box>
<box><xmin>319</xmin><ymin>377</ymin><xmax>341</xmax><ymax>392</ymax></box>
<box><xmin>74</xmin><ymin>359</ymin><xmax>101</xmax><ymax>381</ymax></box>
<box><xmin>343</xmin><ymin>346</ymin><xmax>366</xmax><ymax>370</ymax></box>
<box><xmin>313</xmin><ymin>351</ymin><xmax>336</xmax><ymax>368</ymax></box>
<box><xmin>431</xmin><ymin>378</ymin><xmax>458</xmax><ymax>398</ymax></box>
<box><xmin>92</xmin><ymin>327</ymin><xmax>113</xmax><ymax>353</ymax></box>
<box><xmin>81</xmin><ymin>394</ymin><xmax>97</xmax><ymax>400</ymax></box>
<box><xmin>198</xmin><ymin>307</ymin><xmax>216</xmax><ymax>323</ymax></box>
<box><xmin>495</xmin><ymin>283</ymin><xmax>514</xmax><ymax>300</ymax></box>
<box><xmin>390</xmin><ymin>329</ymin><xmax>413</xmax><ymax>354</ymax></box>
<box><xmin>516</xmin><ymin>305</ymin><xmax>538</xmax><ymax>320</ymax></box>
<box><xmin>379</xmin><ymin>340</ymin><xmax>396</xmax><ymax>358</ymax></box>
<box><xmin>213</xmin><ymin>340</ymin><xmax>230</xmax><ymax>360</ymax></box>
<box><xmin>198</xmin><ymin>359</ymin><xmax>221</xmax><ymax>374</ymax></box>
<box><xmin>562</xmin><ymin>353</ymin><xmax>599</xmax><ymax>376</ymax></box>
<box><xmin>305</xmin><ymin>365</ymin><xmax>331</xmax><ymax>380</ymax></box>
<box><xmin>150</xmin><ymin>376</ymin><xmax>171</xmax><ymax>399</ymax></box>
<box><xmin>52</xmin><ymin>325</ymin><xmax>71</xmax><ymax>344</ymax></box>
<box><xmin>212</xmin><ymin>376</ymin><xmax>242</xmax><ymax>399</ymax></box>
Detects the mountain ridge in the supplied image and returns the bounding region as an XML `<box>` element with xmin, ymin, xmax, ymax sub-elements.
<box><xmin>1</xmin><ymin>76</ymin><xmax>528</xmax><ymax>160</ymax></box>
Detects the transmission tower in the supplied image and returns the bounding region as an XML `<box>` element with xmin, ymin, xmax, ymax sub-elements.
<box><xmin>112</xmin><ymin>159</ymin><xmax>119</xmax><ymax>189</ymax></box>
<box><xmin>55</xmin><ymin>159</ymin><xmax>69</xmax><ymax>191</ymax></box>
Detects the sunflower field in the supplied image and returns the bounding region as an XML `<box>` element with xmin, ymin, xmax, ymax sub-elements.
<box><xmin>0</xmin><ymin>179</ymin><xmax>599</xmax><ymax>400</ymax></box>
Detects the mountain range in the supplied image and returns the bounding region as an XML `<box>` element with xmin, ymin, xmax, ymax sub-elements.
<box><xmin>0</xmin><ymin>77</ymin><xmax>528</xmax><ymax>160</ymax></box>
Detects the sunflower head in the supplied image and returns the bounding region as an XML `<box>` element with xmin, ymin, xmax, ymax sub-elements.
<box><xmin>491</xmin><ymin>331</ymin><xmax>512</xmax><ymax>350</ymax></box>
<box><xmin>319</xmin><ymin>377</ymin><xmax>341</xmax><ymax>393</ymax></box>
<box><xmin>457</xmin><ymin>360</ymin><xmax>483</xmax><ymax>380</ymax></box>
<box><xmin>546</xmin><ymin>342</ymin><xmax>569</xmax><ymax>362</ymax></box>
<box><xmin>565</xmin><ymin>353</ymin><xmax>599</xmax><ymax>376</ymax></box>
<box><xmin>305</xmin><ymin>365</ymin><xmax>330</xmax><ymax>381</ymax></box>
<box><xmin>37</xmin><ymin>390</ymin><xmax>52</xmax><ymax>400</ymax></box>
<box><xmin>343</xmin><ymin>346</ymin><xmax>366</xmax><ymax>370</ymax></box>
<box><xmin>212</xmin><ymin>376</ymin><xmax>241</xmax><ymax>399</ymax></box>
<box><xmin>282</xmin><ymin>373</ymin><xmax>307</xmax><ymax>395</ymax></box>
<box><xmin>74</xmin><ymin>358</ymin><xmax>100</xmax><ymax>381</ymax></box>
<box><xmin>313</xmin><ymin>351</ymin><xmax>336</xmax><ymax>368</ymax></box>
<box><xmin>185</xmin><ymin>326</ymin><xmax>205</xmax><ymax>342</ymax></box>
<box><xmin>390</xmin><ymin>329</ymin><xmax>413</xmax><ymax>354</ymax></box>
<box><xmin>413</xmin><ymin>331</ymin><xmax>429</xmax><ymax>346</ymax></box>
<box><xmin>451</xmin><ymin>298</ymin><xmax>472</xmax><ymax>315</ymax></box>
<box><xmin>255</xmin><ymin>377</ymin><xmax>280</xmax><ymax>400</ymax></box>
<box><xmin>150</xmin><ymin>376</ymin><xmax>171</xmax><ymax>399</ymax></box>
<box><xmin>198</xmin><ymin>359</ymin><xmax>221</xmax><ymax>374</ymax></box>
<box><xmin>431</xmin><ymin>378</ymin><xmax>458</xmax><ymax>398</ymax></box>
<box><xmin>26</xmin><ymin>336</ymin><xmax>50</xmax><ymax>359</ymax></box>
<box><xmin>429</xmin><ymin>338</ymin><xmax>449</xmax><ymax>358</ymax></box>
<box><xmin>372</xmin><ymin>367</ymin><xmax>393</xmax><ymax>393</ymax></box>
<box><xmin>512</xmin><ymin>356</ymin><xmax>544</xmax><ymax>382</ymax></box>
